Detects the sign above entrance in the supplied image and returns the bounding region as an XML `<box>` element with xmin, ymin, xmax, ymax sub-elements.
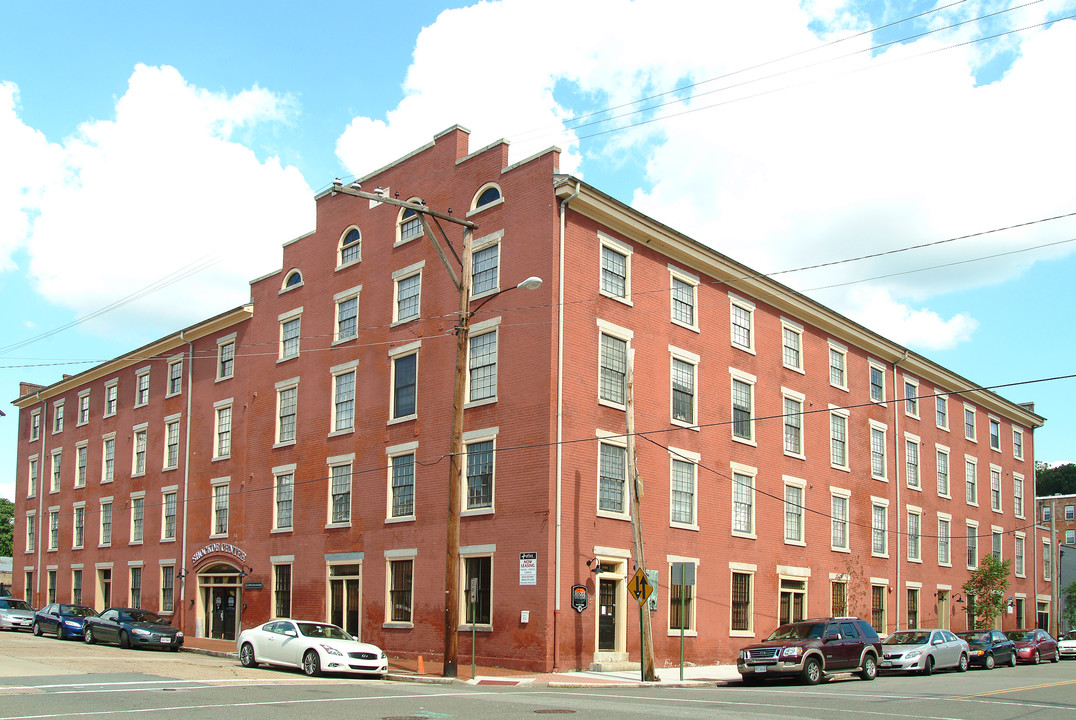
<box><xmin>191</xmin><ymin>542</ymin><xmax>247</xmax><ymax>565</ymax></box>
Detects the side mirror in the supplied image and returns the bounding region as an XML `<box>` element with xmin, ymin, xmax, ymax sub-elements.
<box><xmin>823</xmin><ymin>631</ymin><xmax>841</xmax><ymax>642</ymax></box>
<box><xmin>284</xmin><ymin>629</ymin><xmax>298</xmax><ymax>638</ymax></box>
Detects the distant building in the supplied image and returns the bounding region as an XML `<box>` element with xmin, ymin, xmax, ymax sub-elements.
<box><xmin>11</xmin><ymin>126</ymin><xmax>1048</xmax><ymax>671</ymax></box>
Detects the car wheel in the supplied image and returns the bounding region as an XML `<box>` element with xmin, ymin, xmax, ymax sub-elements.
<box><xmin>119</xmin><ymin>630</ymin><xmax>130</xmax><ymax>649</ymax></box>
<box><xmin>32</xmin><ymin>622</ymin><xmax>42</xmax><ymax>637</ymax></box>
<box><xmin>984</xmin><ymin>653</ymin><xmax>995</xmax><ymax>670</ymax></box>
<box><xmin>302</xmin><ymin>649</ymin><xmax>322</xmax><ymax>677</ymax></box>
<box><xmin>922</xmin><ymin>655</ymin><xmax>934</xmax><ymax>676</ymax></box>
<box><xmin>958</xmin><ymin>653</ymin><xmax>969</xmax><ymax>672</ymax></box>
<box><xmin>1008</xmin><ymin>650</ymin><xmax>1017</xmax><ymax>667</ymax></box>
<box><xmin>1051</xmin><ymin>650</ymin><xmax>1060</xmax><ymax>663</ymax></box>
<box><xmin>1033</xmin><ymin>650</ymin><xmax>1040</xmax><ymax>665</ymax></box>
<box><xmin>84</xmin><ymin>626</ymin><xmax>95</xmax><ymax>644</ymax></box>
<box><xmin>801</xmin><ymin>657</ymin><xmax>822</xmax><ymax>685</ymax></box>
<box><xmin>859</xmin><ymin>654</ymin><xmax>878</xmax><ymax>681</ymax></box>
<box><xmin>239</xmin><ymin>642</ymin><xmax>259</xmax><ymax>668</ymax></box>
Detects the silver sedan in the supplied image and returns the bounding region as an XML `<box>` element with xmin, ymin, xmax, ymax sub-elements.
<box><xmin>880</xmin><ymin>629</ymin><xmax>969</xmax><ymax>675</ymax></box>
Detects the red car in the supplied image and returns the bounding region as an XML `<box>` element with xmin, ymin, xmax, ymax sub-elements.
<box><xmin>1005</xmin><ymin>629</ymin><xmax>1059</xmax><ymax>664</ymax></box>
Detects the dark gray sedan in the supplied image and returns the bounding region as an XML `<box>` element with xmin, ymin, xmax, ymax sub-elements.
<box><xmin>83</xmin><ymin>608</ymin><xmax>183</xmax><ymax>651</ymax></box>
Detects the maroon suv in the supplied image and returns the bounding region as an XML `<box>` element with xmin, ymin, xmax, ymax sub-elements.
<box><xmin>738</xmin><ymin>617</ymin><xmax>882</xmax><ymax>684</ymax></box>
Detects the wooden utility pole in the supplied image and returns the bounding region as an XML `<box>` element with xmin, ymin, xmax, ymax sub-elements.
<box><xmin>626</xmin><ymin>348</ymin><xmax>658</xmax><ymax>682</ymax></box>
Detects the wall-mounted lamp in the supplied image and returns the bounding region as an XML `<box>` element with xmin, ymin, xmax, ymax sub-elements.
<box><xmin>954</xmin><ymin>594</ymin><xmax>965</xmax><ymax>604</ymax></box>
<box><xmin>585</xmin><ymin>558</ymin><xmax>603</xmax><ymax>574</ymax></box>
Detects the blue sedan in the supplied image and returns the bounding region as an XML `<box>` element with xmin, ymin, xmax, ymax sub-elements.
<box><xmin>83</xmin><ymin>608</ymin><xmax>184</xmax><ymax>651</ymax></box>
<box><xmin>33</xmin><ymin>603</ymin><xmax>98</xmax><ymax>640</ymax></box>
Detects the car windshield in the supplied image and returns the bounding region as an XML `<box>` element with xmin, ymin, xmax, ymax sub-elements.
<box><xmin>885</xmin><ymin>632</ymin><xmax>929</xmax><ymax>645</ymax></box>
<box><xmin>766</xmin><ymin>623</ymin><xmax>825</xmax><ymax>641</ymax></box>
<box><xmin>960</xmin><ymin>631</ymin><xmax>990</xmax><ymax>643</ymax></box>
<box><xmin>60</xmin><ymin>605</ymin><xmax>96</xmax><ymax>618</ymax></box>
<box><xmin>125</xmin><ymin>611</ymin><xmax>167</xmax><ymax>625</ymax></box>
<box><xmin>297</xmin><ymin>623</ymin><xmax>353</xmax><ymax>641</ymax></box>
<box><xmin>0</xmin><ymin>599</ymin><xmax>32</xmax><ymax>611</ymax></box>
<box><xmin>1064</xmin><ymin>631</ymin><xmax>1076</xmax><ymax>641</ymax></box>
<box><xmin>1005</xmin><ymin>631</ymin><xmax>1035</xmax><ymax>642</ymax></box>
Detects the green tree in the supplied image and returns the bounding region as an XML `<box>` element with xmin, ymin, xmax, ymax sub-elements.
<box><xmin>1062</xmin><ymin>581</ymin><xmax>1076</xmax><ymax>631</ymax></box>
<box><xmin>0</xmin><ymin>497</ymin><xmax>13</xmax><ymax>557</ymax></box>
<box><xmin>1036</xmin><ymin>463</ymin><xmax>1076</xmax><ymax>497</ymax></box>
<box><xmin>963</xmin><ymin>555</ymin><xmax>1011</xmax><ymax>630</ymax></box>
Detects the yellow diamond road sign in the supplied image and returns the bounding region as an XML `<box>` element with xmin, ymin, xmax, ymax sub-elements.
<box><xmin>628</xmin><ymin>568</ymin><xmax>654</xmax><ymax>607</ymax></box>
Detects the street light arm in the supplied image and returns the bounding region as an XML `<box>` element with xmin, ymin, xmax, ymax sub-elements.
<box><xmin>468</xmin><ymin>277</ymin><xmax>544</xmax><ymax>317</ymax></box>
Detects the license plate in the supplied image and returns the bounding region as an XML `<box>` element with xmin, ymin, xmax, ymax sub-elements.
<box><xmin>754</xmin><ymin>666</ymin><xmax>768</xmax><ymax>673</ymax></box>
<box><xmin>160</xmin><ymin>637</ymin><xmax>171</xmax><ymax>643</ymax></box>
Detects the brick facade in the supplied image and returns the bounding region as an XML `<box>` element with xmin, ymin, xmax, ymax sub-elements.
<box><xmin>12</xmin><ymin>126</ymin><xmax>1048</xmax><ymax>671</ymax></box>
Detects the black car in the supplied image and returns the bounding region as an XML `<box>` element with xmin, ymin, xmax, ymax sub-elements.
<box><xmin>957</xmin><ymin>629</ymin><xmax>1017</xmax><ymax>669</ymax></box>
<box><xmin>33</xmin><ymin>603</ymin><xmax>98</xmax><ymax>640</ymax></box>
<box><xmin>83</xmin><ymin>607</ymin><xmax>184</xmax><ymax>650</ymax></box>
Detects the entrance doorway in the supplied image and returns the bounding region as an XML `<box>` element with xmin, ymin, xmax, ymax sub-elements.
<box><xmin>598</xmin><ymin>578</ymin><xmax>617</xmax><ymax>651</ymax></box>
<box><xmin>591</xmin><ymin>557</ymin><xmax>628</xmax><ymax>668</ymax></box>
<box><xmin>779</xmin><ymin>578</ymin><xmax>806</xmax><ymax>624</ymax></box>
<box><xmin>197</xmin><ymin>563</ymin><xmax>242</xmax><ymax>640</ymax></box>
<box><xmin>328</xmin><ymin>563</ymin><xmax>362</xmax><ymax>639</ymax></box>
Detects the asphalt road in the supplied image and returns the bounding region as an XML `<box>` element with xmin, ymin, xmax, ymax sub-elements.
<box><xmin>3</xmin><ymin>631</ymin><xmax>1076</xmax><ymax>719</ymax></box>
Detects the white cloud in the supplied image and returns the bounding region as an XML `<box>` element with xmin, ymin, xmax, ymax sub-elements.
<box><xmin>8</xmin><ymin>65</ymin><xmax>314</xmax><ymax>336</ymax></box>
<box><xmin>335</xmin><ymin>0</ymin><xmax>1076</xmax><ymax>352</ymax></box>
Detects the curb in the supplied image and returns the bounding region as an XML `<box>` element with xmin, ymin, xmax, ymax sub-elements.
<box><xmin>182</xmin><ymin>646</ymin><xmax>238</xmax><ymax>660</ymax></box>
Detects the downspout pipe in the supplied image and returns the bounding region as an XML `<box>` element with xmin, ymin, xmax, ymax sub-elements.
<box><xmin>553</xmin><ymin>180</ymin><xmax>580</xmax><ymax>671</ymax></box>
<box><xmin>892</xmin><ymin>350</ymin><xmax>908</xmax><ymax>631</ymax></box>
<box><xmin>33</xmin><ymin>392</ymin><xmax>46</xmax><ymax>605</ymax></box>
<box><xmin>179</xmin><ymin>331</ymin><xmax>195</xmax><ymax>633</ymax></box>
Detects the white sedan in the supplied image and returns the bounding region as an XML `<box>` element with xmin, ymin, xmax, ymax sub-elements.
<box><xmin>237</xmin><ymin>619</ymin><xmax>388</xmax><ymax>677</ymax></box>
<box><xmin>1059</xmin><ymin>630</ymin><xmax>1076</xmax><ymax>660</ymax></box>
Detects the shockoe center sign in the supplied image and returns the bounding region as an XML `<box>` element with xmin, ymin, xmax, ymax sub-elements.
<box><xmin>191</xmin><ymin>542</ymin><xmax>247</xmax><ymax>565</ymax></box>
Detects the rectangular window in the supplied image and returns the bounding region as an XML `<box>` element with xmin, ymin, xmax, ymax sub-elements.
<box><xmin>168</xmin><ymin>359</ymin><xmax>183</xmax><ymax>396</ymax></box>
<box><xmin>989</xmin><ymin>418</ymin><xmax>1001</xmax><ymax>451</ymax></box>
<box><xmin>277</xmin><ymin>386</ymin><xmax>297</xmax><ymax>443</ymax></box>
<box><xmin>463</xmin><ymin>556</ymin><xmax>492</xmax><ymax>625</ymax></box>
<box><xmin>330</xmin><ymin>464</ymin><xmax>351</xmax><ymax>524</ymax></box>
<box><xmin>135</xmin><ymin>370</ymin><xmax>150</xmax><ymax>406</ymax></box>
<box><xmin>936</xmin><ymin>394</ymin><xmax>948</xmax><ymax>429</ymax></box>
<box><xmin>133</xmin><ymin>428</ymin><xmax>147</xmax><ymax>475</ymax></box>
<box><xmin>78</xmin><ymin>392</ymin><xmax>90</xmax><ymax>425</ymax></box>
<box><xmin>217</xmin><ymin>340</ymin><xmax>235</xmax><ymax>379</ymax></box>
<box><xmin>964</xmin><ymin>406</ymin><xmax>976</xmax><ymax>441</ymax></box>
<box><xmin>907</xmin><ymin>588</ymin><xmax>920</xmax><ymax>630</ymax></box>
<box><xmin>1067</xmin><ymin>505</ymin><xmax>1075</xmax><ymax>521</ymax></box>
<box><xmin>1045</xmin><ymin>542</ymin><xmax>1052</xmax><ymax>581</ymax></box>
<box><xmin>731</xmin><ymin>572</ymin><xmax>753</xmax><ymax>632</ymax></box>
<box><xmin>103</xmin><ymin>435</ymin><xmax>115</xmax><ymax>484</ymax></box>
<box><xmin>1044</xmin><ymin>505</ymin><xmax>1051</xmax><ymax>522</ymax></box>
<box><xmin>992</xmin><ymin>530</ymin><xmax>1002</xmax><ymax>560</ymax></box>
<box><xmin>732</xmin><ymin>377</ymin><xmax>754</xmax><ymax>441</ymax></box>
<box><xmin>274</xmin><ymin>473</ymin><xmax>293</xmax><ymax>530</ymax></box>
<box><xmin>215</xmin><ymin>405</ymin><xmax>232</xmax><ymax>458</ymax></box>
<box><xmin>907</xmin><ymin>510</ymin><xmax>921</xmax><ymax>561</ymax></box>
<box><xmin>336</xmin><ymin>295</ymin><xmax>358</xmax><ymax>342</ymax></box>
<box><xmin>274</xmin><ymin>564</ymin><xmax>292</xmax><ymax>618</ymax></box>
<box><xmin>50</xmin><ymin>451</ymin><xmax>62</xmax><ymax>493</ymax></box>
<box><xmin>936</xmin><ymin>448</ymin><xmax>950</xmax><ymax>497</ymax></box>
<box><xmin>161</xmin><ymin>566</ymin><xmax>175</xmax><ymax>613</ymax></box>
<box><xmin>472</xmin><ymin>242</ymin><xmax>499</xmax><ymax>296</ymax></box>
<box><xmin>333</xmin><ymin>370</ymin><xmax>355</xmax><ymax>432</ymax></box>
<box><xmin>830</xmin><ymin>412</ymin><xmax>848</xmax><ymax>468</ymax></box>
<box><xmin>389</xmin><ymin>559</ymin><xmax>414</xmax><ymax>623</ymax></box>
<box><xmin>782</xmin><ymin>323</ymin><xmax>802</xmax><ymax>371</ymax></box>
<box><xmin>967</xmin><ymin>525</ymin><xmax>978</xmax><ymax>569</ymax></box>
<box><xmin>280</xmin><ymin>315</ymin><xmax>301</xmax><ymax>359</ymax></box>
<box><xmin>53</xmin><ymin>401</ymin><xmax>64</xmax><ymax>433</ymax></box>
<box><xmin>831</xmin><ymin>580</ymin><xmax>848</xmax><ymax>617</ymax></box>
<box><xmin>30</xmin><ymin>410</ymin><xmax>41</xmax><ymax>441</ymax></box>
<box><xmin>600</xmin><ymin>243</ymin><xmax>628</xmax><ymax>299</ymax></box>
<box><xmin>783</xmin><ymin>396</ymin><xmax>803</xmax><ymax>456</ymax></box>
<box><xmin>100</xmin><ymin>502</ymin><xmax>112</xmax><ymax>546</ymax></box>
<box><xmin>213</xmin><ymin>484</ymin><xmax>229</xmax><ymax>536</ymax></box>
<box><xmin>1013</xmin><ymin>428</ymin><xmax>1024</xmax><ymax>460</ymax></box>
<box><xmin>870</xmin><ymin>425</ymin><xmax>887</xmax><ymax>479</ymax></box>
<box><xmin>732</xmin><ymin>471</ymin><xmax>754</xmax><ymax>536</ymax></box>
<box><xmin>670</xmin><ymin>458</ymin><xmax>696</xmax><ymax>526</ymax></box>
<box><xmin>872</xmin><ymin>503</ymin><xmax>887</xmax><ymax>556</ymax></box>
<box><xmin>165</xmin><ymin>420</ymin><xmax>180</xmax><ymax>469</ymax></box>
<box><xmin>163</xmin><ymin>492</ymin><xmax>177</xmax><ymax>540</ymax></box>
<box><xmin>599</xmin><ymin>333</ymin><xmax>627</xmax><ymax>406</ymax></box>
<box><xmin>390</xmin><ymin>453</ymin><xmax>415</xmax><ymax>519</ymax></box>
<box><xmin>48</xmin><ymin>509</ymin><xmax>59</xmax><ymax>550</ymax></box>
<box><xmin>392</xmin><ymin>353</ymin><xmax>417</xmax><ymax>419</ymax></box>
<box><xmin>831</xmin><ymin>493</ymin><xmax>849</xmax><ymax>551</ymax></box>
<box><xmin>905</xmin><ymin>437</ymin><xmax>920</xmax><ymax>489</ymax></box>
<box><xmin>76</xmin><ymin>445</ymin><xmax>87</xmax><ymax>487</ymax></box>
<box><xmin>599</xmin><ymin>442</ymin><xmax>627</xmax><ymax>515</ymax></box>
<box><xmin>671</xmin><ymin>274</ymin><xmax>696</xmax><ymax>327</ymax></box>
<box><xmin>1014</xmin><ymin>474</ymin><xmax>1024</xmax><ymax>517</ymax></box>
<box><xmin>27</xmin><ymin>457</ymin><xmax>37</xmax><ymax>498</ymax></box>
<box><xmin>871</xmin><ymin>585</ymin><xmax>886</xmax><ymax>633</ymax></box>
<box><xmin>829</xmin><ymin>345</ymin><xmax>846</xmax><ymax>389</ymax></box>
<box><xmin>73</xmin><ymin>569</ymin><xmax>82</xmax><ymax>605</ymax></box>
<box><xmin>25</xmin><ymin>514</ymin><xmax>35</xmax><ymax>551</ymax></box>
<box><xmin>671</xmin><ymin>357</ymin><xmax>696</xmax><ymax>424</ymax></box>
<box><xmin>1015</xmin><ymin>535</ymin><xmax>1025</xmax><ymax>576</ymax></box>
<box><xmin>131</xmin><ymin>496</ymin><xmax>144</xmax><ymax>544</ymax></box>
<box><xmin>730</xmin><ymin>300</ymin><xmax>753</xmax><ymax>350</ymax></box>
<box><xmin>965</xmin><ymin>459</ymin><xmax>977</xmax><ymax>506</ymax></box>
<box><xmin>938</xmin><ymin>517</ymin><xmax>951</xmax><ymax>566</ymax></box>
<box><xmin>466</xmin><ymin>440</ymin><xmax>494</xmax><ymax>510</ymax></box>
<box><xmin>784</xmin><ymin>482</ymin><xmax>804</xmax><ymax>544</ymax></box>
<box><xmin>105</xmin><ymin>383</ymin><xmax>118</xmax><ymax>416</ymax></box>
<box><xmin>904</xmin><ymin>379</ymin><xmax>918</xmax><ymax>417</ymax></box>
<box><xmin>395</xmin><ymin>272</ymin><xmax>421</xmax><ymax>322</ymax></box>
<box><xmin>469</xmin><ymin>330</ymin><xmax>497</xmax><ymax>403</ymax></box>
<box><xmin>869</xmin><ymin>363</ymin><xmax>885</xmax><ymax>403</ymax></box>
<box><xmin>990</xmin><ymin>467</ymin><xmax>1002</xmax><ymax>512</ymax></box>
<box><xmin>73</xmin><ymin>506</ymin><xmax>85</xmax><ymax>548</ymax></box>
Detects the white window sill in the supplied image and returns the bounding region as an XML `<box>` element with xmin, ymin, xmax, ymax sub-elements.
<box><xmin>597</xmin><ymin>510</ymin><xmax>631</xmax><ymax>522</ymax></box>
<box><xmin>385</xmin><ymin>516</ymin><xmax>415</xmax><ymax>524</ymax></box>
<box><xmin>388</xmin><ymin>415</ymin><xmax>417</xmax><ymax>426</ymax></box>
<box><xmin>784</xmin><ymin>539</ymin><xmax>806</xmax><ymax>547</ymax></box>
<box><xmin>456</xmin><ymin>624</ymin><xmax>493</xmax><ymax>633</ymax></box>
<box><xmin>383</xmin><ymin>621</ymin><xmax>414</xmax><ymax>630</ymax></box>
<box><xmin>729</xmin><ymin>630</ymin><xmax>756</xmax><ymax>639</ymax></box>
<box><xmin>325</xmin><ymin>522</ymin><xmax>352</xmax><ymax>530</ymax></box>
<box><xmin>671</xmin><ymin>522</ymin><xmax>699</xmax><ymax>532</ymax></box>
<box><xmin>212</xmin><ymin>456</ymin><xmax>230</xmax><ymax>462</ymax></box>
<box><xmin>731</xmin><ymin>436</ymin><xmax>756</xmax><ymax>448</ymax></box>
<box><xmin>462</xmin><ymin>507</ymin><xmax>494</xmax><ymax>517</ymax></box>
<box><xmin>666</xmin><ymin>629</ymin><xmax>698</xmax><ymax>637</ymax></box>
<box><xmin>831</xmin><ymin>546</ymin><xmax>851</xmax><ymax>554</ymax></box>
<box><xmin>671</xmin><ymin>419</ymin><xmax>700</xmax><ymax>431</ymax></box>
<box><xmin>598</xmin><ymin>290</ymin><xmax>633</xmax><ymax>307</ymax></box>
<box><xmin>465</xmin><ymin>397</ymin><xmax>497</xmax><ymax>410</ymax></box>
<box><xmin>335</xmin><ymin>259</ymin><xmax>361</xmax><ymax>272</ymax></box>
<box><xmin>784</xmin><ymin>451</ymin><xmax>806</xmax><ymax>461</ymax></box>
<box><xmin>273</xmin><ymin>441</ymin><xmax>296</xmax><ymax>449</ymax></box>
<box><xmin>783</xmin><ymin>364</ymin><xmax>805</xmax><ymax>375</ymax></box>
<box><xmin>328</xmin><ymin>428</ymin><xmax>355</xmax><ymax>438</ymax></box>
<box><xmin>160</xmin><ymin>538</ymin><xmax>176</xmax><ymax>544</ymax></box>
<box><xmin>831</xmin><ymin>464</ymin><xmax>851</xmax><ymax>473</ymax></box>
<box><xmin>671</xmin><ymin>319</ymin><xmax>699</xmax><ymax>333</ymax></box>
<box><xmin>270</xmin><ymin>528</ymin><xmax>293</xmax><ymax>534</ymax></box>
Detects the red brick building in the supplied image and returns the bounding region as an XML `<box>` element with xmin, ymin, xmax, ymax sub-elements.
<box><xmin>11</xmin><ymin>126</ymin><xmax>1048</xmax><ymax>671</ymax></box>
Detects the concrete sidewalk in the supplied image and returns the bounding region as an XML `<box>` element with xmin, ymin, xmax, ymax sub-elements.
<box><xmin>182</xmin><ymin>637</ymin><xmax>739</xmax><ymax>687</ymax></box>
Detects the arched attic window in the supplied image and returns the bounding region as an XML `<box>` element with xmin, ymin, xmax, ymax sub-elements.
<box><xmin>283</xmin><ymin>269</ymin><xmax>303</xmax><ymax>290</ymax></box>
<box><xmin>339</xmin><ymin>227</ymin><xmax>361</xmax><ymax>266</ymax></box>
<box><xmin>397</xmin><ymin>200</ymin><xmax>424</xmax><ymax>245</ymax></box>
<box><xmin>471</xmin><ymin>183</ymin><xmax>502</xmax><ymax>213</ymax></box>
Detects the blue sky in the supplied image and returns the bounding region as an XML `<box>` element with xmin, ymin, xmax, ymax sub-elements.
<box><xmin>2</xmin><ymin>0</ymin><xmax>1075</xmax><ymax>502</ymax></box>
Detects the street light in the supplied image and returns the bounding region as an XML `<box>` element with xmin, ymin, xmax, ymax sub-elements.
<box><xmin>444</xmin><ymin>272</ymin><xmax>542</xmax><ymax>677</ymax></box>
